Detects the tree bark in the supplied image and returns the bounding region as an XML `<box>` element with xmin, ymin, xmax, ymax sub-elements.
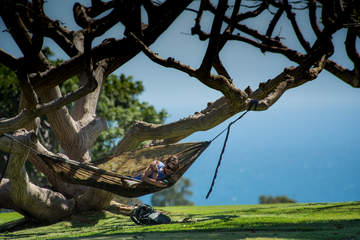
<box><xmin>0</xmin><ymin>131</ymin><xmax>75</xmax><ymax>222</ymax></box>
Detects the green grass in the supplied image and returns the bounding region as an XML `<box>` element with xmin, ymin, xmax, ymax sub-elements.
<box><xmin>0</xmin><ymin>212</ymin><xmax>23</xmax><ymax>225</ymax></box>
<box><xmin>1</xmin><ymin>201</ymin><xmax>360</xmax><ymax>240</ymax></box>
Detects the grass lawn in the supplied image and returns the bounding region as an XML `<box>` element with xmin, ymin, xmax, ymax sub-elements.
<box><xmin>0</xmin><ymin>212</ymin><xmax>23</xmax><ymax>225</ymax></box>
<box><xmin>0</xmin><ymin>201</ymin><xmax>359</xmax><ymax>240</ymax></box>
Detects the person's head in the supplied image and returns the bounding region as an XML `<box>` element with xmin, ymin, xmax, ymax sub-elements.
<box><xmin>164</xmin><ymin>156</ymin><xmax>179</xmax><ymax>175</ymax></box>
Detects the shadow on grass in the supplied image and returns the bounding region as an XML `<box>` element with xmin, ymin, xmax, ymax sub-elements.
<box><xmin>56</xmin><ymin>218</ymin><xmax>360</xmax><ymax>240</ymax></box>
<box><xmin>312</xmin><ymin>201</ymin><xmax>360</xmax><ymax>212</ymax></box>
<box><xmin>0</xmin><ymin>210</ymin><xmax>107</xmax><ymax>235</ymax></box>
<box><xmin>69</xmin><ymin>211</ymin><xmax>107</xmax><ymax>228</ymax></box>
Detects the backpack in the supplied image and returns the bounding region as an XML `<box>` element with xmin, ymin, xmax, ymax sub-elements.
<box><xmin>130</xmin><ymin>204</ymin><xmax>171</xmax><ymax>225</ymax></box>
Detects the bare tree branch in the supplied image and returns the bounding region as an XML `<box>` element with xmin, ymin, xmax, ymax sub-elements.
<box><xmin>115</xmin><ymin>97</ymin><xmax>239</xmax><ymax>153</ymax></box>
<box><xmin>199</xmin><ymin>0</ymin><xmax>228</xmax><ymax>74</ymax></box>
<box><xmin>308</xmin><ymin>0</ymin><xmax>322</xmax><ymax>37</ymax></box>
<box><xmin>191</xmin><ymin>0</ymin><xmax>210</xmax><ymax>41</ymax></box>
<box><xmin>0</xmin><ymin>70</ymin><xmax>98</xmax><ymax>135</ymax></box>
<box><xmin>265</xmin><ymin>7</ymin><xmax>284</xmax><ymax>39</ymax></box>
<box><xmin>236</xmin><ymin>0</ymin><xmax>267</xmax><ymax>21</ymax></box>
<box><xmin>345</xmin><ymin>28</ymin><xmax>360</xmax><ymax>69</ymax></box>
<box><xmin>1</xmin><ymin>2</ymin><xmax>50</xmax><ymax>71</ymax></box>
<box><xmin>283</xmin><ymin>0</ymin><xmax>311</xmax><ymax>52</ymax></box>
<box><xmin>128</xmin><ymin>32</ymin><xmax>248</xmax><ymax>108</ymax></box>
<box><xmin>325</xmin><ymin>59</ymin><xmax>360</xmax><ymax>87</ymax></box>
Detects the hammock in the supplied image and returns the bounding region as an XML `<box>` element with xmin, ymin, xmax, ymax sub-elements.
<box><xmin>37</xmin><ymin>141</ymin><xmax>210</xmax><ymax>198</ymax></box>
<box><xmin>2</xmin><ymin>99</ymin><xmax>257</xmax><ymax>199</ymax></box>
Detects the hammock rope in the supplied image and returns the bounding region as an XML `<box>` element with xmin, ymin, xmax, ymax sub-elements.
<box><xmin>205</xmin><ymin>99</ymin><xmax>258</xmax><ymax>199</ymax></box>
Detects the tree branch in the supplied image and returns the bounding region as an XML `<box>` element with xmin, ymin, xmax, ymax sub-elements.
<box><xmin>199</xmin><ymin>0</ymin><xmax>228</xmax><ymax>74</ymax></box>
<box><xmin>211</xmin><ymin>0</ymin><xmax>242</xmax><ymax>80</ymax></box>
<box><xmin>253</xmin><ymin>54</ymin><xmax>327</xmax><ymax>110</ymax></box>
<box><xmin>1</xmin><ymin>3</ymin><xmax>49</xmax><ymax>71</ymax></box>
<box><xmin>17</xmin><ymin>71</ymin><xmax>39</xmax><ymax>111</ymax></box>
<box><xmin>236</xmin><ymin>0</ymin><xmax>267</xmax><ymax>21</ymax></box>
<box><xmin>0</xmin><ymin>70</ymin><xmax>98</xmax><ymax>135</ymax></box>
<box><xmin>114</xmin><ymin>97</ymin><xmax>239</xmax><ymax>153</ymax></box>
<box><xmin>345</xmin><ymin>28</ymin><xmax>360</xmax><ymax>70</ymax></box>
<box><xmin>325</xmin><ymin>59</ymin><xmax>360</xmax><ymax>88</ymax></box>
<box><xmin>283</xmin><ymin>0</ymin><xmax>311</xmax><ymax>52</ymax></box>
<box><xmin>191</xmin><ymin>0</ymin><xmax>210</xmax><ymax>41</ymax></box>
<box><xmin>115</xmin><ymin>41</ymin><xmax>329</xmax><ymax>153</ymax></box>
<box><xmin>128</xmin><ymin>32</ymin><xmax>248</xmax><ymax>108</ymax></box>
<box><xmin>30</xmin><ymin>0</ymin><xmax>194</xmax><ymax>90</ymax></box>
<box><xmin>0</xmin><ymin>130</ymin><xmax>74</xmax><ymax>222</ymax></box>
<box><xmin>115</xmin><ymin>53</ymin><xmax>327</xmax><ymax>153</ymax></box>
<box><xmin>265</xmin><ymin>7</ymin><xmax>284</xmax><ymax>39</ymax></box>
<box><xmin>308</xmin><ymin>0</ymin><xmax>322</xmax><ymax>37</ymax></box>
<box><xmin>86</xmin><ymin>0</ymin><xmax>118</xmax><ymax>18</ymax></box>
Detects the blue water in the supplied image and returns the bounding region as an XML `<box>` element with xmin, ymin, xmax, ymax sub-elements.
<box><xmin>140</xmin><ymin>98</ymin><xmax>360</xmax><ymax>206</ymax></box>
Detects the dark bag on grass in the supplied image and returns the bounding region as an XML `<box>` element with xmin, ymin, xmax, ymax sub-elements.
<box><xmin>130</xmin><ymin>204</ymin><xmax>171</xmax><ymax>225</ymax></box>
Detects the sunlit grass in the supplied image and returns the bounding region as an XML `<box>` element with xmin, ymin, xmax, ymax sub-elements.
<box><xmin>0</xmin><ymin>201</ymin><xmax>359</xmax><ymax>240</ymax></box>
<box><xmin>0</xmin><ymin>212</ymin><xmax>23</xmax><ymax>225</ymax></box>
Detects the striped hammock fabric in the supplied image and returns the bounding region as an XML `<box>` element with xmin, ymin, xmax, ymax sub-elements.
<box><xmin>38</xmin><ymin>141</ymin><xmax>210</xmax><ymax>197</ymax></box>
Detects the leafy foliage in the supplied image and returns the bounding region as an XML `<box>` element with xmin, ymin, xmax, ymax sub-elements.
<box><xmin>151</xmin><ymin>178</ymin><xmax>194</xmax><ymax>206</ymax></box>
<box><xmin>0</xmin><ymin>64</ymin><xmax>19</xmax><ymax>175</ymax></box>
<box><xmin>259</xmin><ymin>195</ymin><xmax>296</xmax><ymax>204</ymax></box>
<box><xmin>0</xmin><ymin>64</ymin><xmax>20</xmax><ymax>118</ymax></box>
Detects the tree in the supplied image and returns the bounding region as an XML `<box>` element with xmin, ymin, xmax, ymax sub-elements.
<box><xmin>0</xmin><ymin>62</ymin><xmax>166</xmax><ymax>186</ymax></box>
<box><xmin>151</xmin><ymin>178</ymin><xmax>194</xmax><ymax>206</ymax></box>
<box><xmin>259</xmin><ymin>195</ymin><xmax>296</xmax><ymax>204</ymax></box>
<box><xmin>0</xmin><ymin>0</ymin><xmax>358</xmax><ymax>223</ymax></box>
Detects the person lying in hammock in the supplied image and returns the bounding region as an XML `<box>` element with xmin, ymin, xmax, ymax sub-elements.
<box><xmin>135</xmin><ymin>156</ymin><xmax>179</xmax><ymax>187</ymax></box>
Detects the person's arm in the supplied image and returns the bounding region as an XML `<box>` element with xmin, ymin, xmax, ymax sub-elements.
<box><xmin>141</xmin><ymin>161</ymin><xmax>167</xmax><ymax>187</ymax></box>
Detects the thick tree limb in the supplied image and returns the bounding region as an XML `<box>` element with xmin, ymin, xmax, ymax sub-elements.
<box><xmin>0</xmin><ymin>131</ymin><xmax>75</xmax><ymax>222</ymax></box>
<box><xmin>0</xmin><ymin>49</ymin><xmax>19</xmax><ymax>71</ymax></box>
<box><xmin>72</xmin><ymin>38</ymin><xmax>106</xmax><ymax>123</ymax></box>
<box><xmin>0</xmin><ymin>179</ymin><xmax>15</xmax><ymax>210</ymax></box>
<box><xmin>0</xmin><ymin>70</ymin><xmax>98</xmax><ymax>135</ymax></box>
<box><xmin>39</xmin><ymin>63</ymin><xmax>99</xmax><ymax>162</ymax></box>
<box><xmin>17</xmin><ymin>71</ymin><xmax>39</xmax><ymax>111</ymax></box>
<box><xmin>253</xmin><ymin>54</ymin><xmax>327</xmax><ymax>110</ymax></box>
<box><xmin>105</xmin><ymin>200</ymin><xmax>135</xmax><ymax>216</ymax></box>
<box><xmin>0</xmin><ymin>131</ymin><xmax>114</xmax><ymax>220</ymax></box>
<box><xmin>115</xmin><ymin>97</ymin><xmax>239</xmax><ymax>153</ymax></box>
